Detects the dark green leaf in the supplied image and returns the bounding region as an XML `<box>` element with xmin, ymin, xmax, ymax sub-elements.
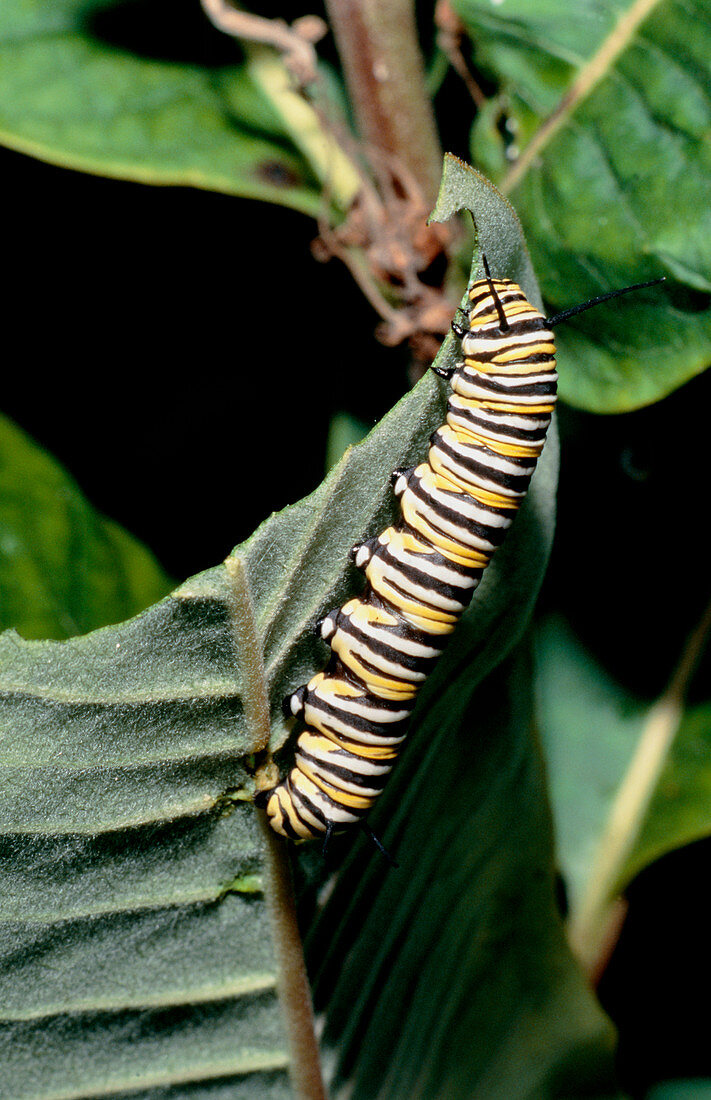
<box><xmin>535</xmin><ymin>614</ymin><xmax>711</xmax><ymax>922</ymax></box>
<box><xmin>0</xmin><ymin>161</ymin><xmax>618</xmax><ymax>1097</ymax></box>
<box><xmin>324</xmin><ymin>412</ymin><xmax>369</xmax><ymax>473</ymax></box>
<box><xmin>456</xmin><ymin>0</ymin><xmax>711</xmax><ymax>411</ymax></box>
<box><xmin>0</xmin><ymin>413</ymin><xmax>172</xmax><ymax>639</ymax></box>
<box><xmin>624</xmin><ymin>703</ymin><xmax>711</xmax><ymax>888</ymax></box>
<box><xmin>647</xmin><ymin>1082</ymin><xmax>711</xmax><ymax>1099</ymax></box>
<box><xmin>0</xmin><ymin>0</ymin><xmax>326</xmax><ymax>214</ymax></box>
<box><xmin>308</xmin><ymin>648</ymin><xmax>619</xmax><ymax>1100</ymax></box>
<box><xmin>534</xmin><ymin>614</ymin><xmax>647</xmax><ymax>912</ymax></box>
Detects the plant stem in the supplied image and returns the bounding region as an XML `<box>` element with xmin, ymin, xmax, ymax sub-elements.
<box><xmin>226</xmin><ymin>553</ymin><xmax>327</xmax><ymax>1098</ymax></box>
<box><xmin>246</xmin><ymin>45</ymin><xmax>362</xmax><ymax>213</ymax></box>
<box><xmin>323</xmin><ymin>0</ymin><xmax>442</xmax><ymax>203</ymax></box>
<box><xmin>261</xmin><ymin>816</ymin><xmax>328</xmax><ymax>1100</ymax></box>
<box><xmin>225</xmin><ymin>554</ymin><xmax>272</xmax><ymax>754</ymax></box>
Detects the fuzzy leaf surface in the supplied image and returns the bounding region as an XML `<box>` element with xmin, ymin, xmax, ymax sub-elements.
<box><xmin>0</xmin><ymin>162</ymin><xmax>620</xmax><ymax>1098</ymax></box>
<box><xmin>3</xmin><ymin>381</ymin><xmax>454</xmax><ymax>1095</ymax></box>
<box><xmin>0</xmin><ymin>159</ymin><xmax>603</xmax><ymax>1095</ymax></box>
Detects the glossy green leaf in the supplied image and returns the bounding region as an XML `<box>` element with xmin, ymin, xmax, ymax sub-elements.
<box><xmin>0</xmin><ymin>413</ymin><xmax>172</xmax><ymax>639</ymax></box>
<box><xmin>535</xmin><ymin>615</ymin><xmax>646</xmax><ymax>911</ymax></box>
<box><xmin>0</xmin><ymin>0</ymin><xmax>325</xmax><ymax>214</ymax></box>
<box><xmin>457</xmin><ymin>0</ymin><xmax>711</xmax><ymax>412</ymax></box>
<box><xmin>324</xmin><ymin>412</ymin><xmax>369</xmax><ymax>473</ymax></box>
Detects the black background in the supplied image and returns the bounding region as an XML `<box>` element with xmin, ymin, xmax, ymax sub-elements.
<box><xmin>1</xmin><ymin>146</ymin><xmax>407</xmax><ymax>582</ymax></box>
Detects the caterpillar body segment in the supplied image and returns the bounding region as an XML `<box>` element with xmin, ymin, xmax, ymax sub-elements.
<box><xmin>260</xmin><ymin>275</ymin><xmax>557</xmax><ymax>842</ymax></box>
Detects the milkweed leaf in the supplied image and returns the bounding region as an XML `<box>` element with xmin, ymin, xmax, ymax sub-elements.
<box><xmin>0</xmin><ymin>0</ymin><xmax>325</xmax><ymax>214</ymax></box>
<box><xmin>536</xmin><ymin>614</ymin><xmax>711</xmax><ymax>966</ymax></box>
<box><xmin>0</xmin><ymin>163</ymin><xmax>618</xmax><ymax>1098</ymax></box>
<box><xmin>457</xmin><ymin>0</ymin><xmax>711</xmax><ymax>411</ymax></box>
<box><xmin>0</xmin><ymin>414</ymin><xmax>172</xmax><ymax>639</ymax></box>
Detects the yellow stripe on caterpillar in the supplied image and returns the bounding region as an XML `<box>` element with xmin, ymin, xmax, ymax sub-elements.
<box><xmin>261</xmin><ymin>266</ymin><xmax>564</xmax><ymax>845</ymax></box>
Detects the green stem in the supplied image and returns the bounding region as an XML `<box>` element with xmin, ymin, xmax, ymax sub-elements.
<box><xmin>246</xmin><ymin>44</ymin><xmax>362</xmax><ymax>214</ymax></box>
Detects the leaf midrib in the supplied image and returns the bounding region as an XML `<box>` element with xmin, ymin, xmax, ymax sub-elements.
<box><xmin>501</xmin><ymin>0</ymin><xmax>666</xmax><ymax>193</ymax></box>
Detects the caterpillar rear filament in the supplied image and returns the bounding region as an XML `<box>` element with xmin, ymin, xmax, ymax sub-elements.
<box><xmin>258</xmin><ymin>262</ymin><xmax>663</xmax><ymax>849</ymax></box>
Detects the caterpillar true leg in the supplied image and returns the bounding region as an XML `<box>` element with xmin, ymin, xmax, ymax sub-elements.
<box><xmin>360</xmin><ymin>821</ymin><xmax>399</xmax><ymax>867</ymax></box>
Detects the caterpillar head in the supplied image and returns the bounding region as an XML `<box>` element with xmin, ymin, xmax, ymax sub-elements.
<box><xmin>463</xmin><ymin>276</ymin><xmax>551</xmax><ymax>343</ymax></box>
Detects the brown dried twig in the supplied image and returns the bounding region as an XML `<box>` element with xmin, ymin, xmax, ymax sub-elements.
<box><xmin>434</xmin><ymin>0</ymin><xmax>487</xmax><ymax>108</ymax></box>
<box><xmin>202</xmin><ymin>0</ymin><xmax>459</xmax><ymax>365</ymax></box>
<box><xmin>200</xmin><ymin>0</ymin><xmax>327</xmax><ymax>87</ymax></box>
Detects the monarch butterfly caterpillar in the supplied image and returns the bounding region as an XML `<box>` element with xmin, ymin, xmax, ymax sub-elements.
<box><xmin>257</xmin><ymin>260</ymin><xmax>663</xmax><ymax>853</ymax></box>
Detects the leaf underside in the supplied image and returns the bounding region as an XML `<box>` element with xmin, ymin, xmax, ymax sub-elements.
<box><xmin>0</xmin><ymin>160</ymin><xmax>622</xmax><ymax>1098</ymax></box>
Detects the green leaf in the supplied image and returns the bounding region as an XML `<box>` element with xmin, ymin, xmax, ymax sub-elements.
<box><xmin>469</xmin><ymin>97</ymin><xmax>510</xmax><ymax>183</ymax></box>
<box><xmin>324</xmin><ymin>412</ymin><xmax>370</xmax><ymax>473</ymax></box>
<box><xmin>0</xmin><ymin>565</ymin><xmax>293</xmax><ymax>1096</ymax></box>
<box><xmin>0</xmin><ymin>0</ymin><xmax>332</xmax><ymax>215</ymax></box>
<box><xmin>429</xmin><ymin>153</ymin><xmax>542</xmax><ymax>306</ymax></box>
<box><xmin>0</xmin><ymin>413</ymin><xmax>172</xmax><ymax>639</ymax></box>
<box><xmin>0</xmin><ymin>162</ymin><xmax>615</xmax><ymax>1097</ymax></box>
<box><xmin>308</xmin><ymin>648</ymin><xmax>619</xmax><ymax>1100</ymax></box>
<box><xmin>647</xmin><ymin>1083</ymin><xmax>711</xmax><ymax>1100</ymax></box>
<box><xmin>456</xmin><ymin>0</ymin><xmax>711</xmax><ymax>412</ymax></box>
<box><xmin>535</xmin><ymin>614</ymin><xmax>711</xmax><ymax>964</ymax></box>
<box><xmin>534</xmin><ymin>614</ymin><xmax>647</xmax><ymax>913</ymax></box>
<box><xmin>624</xmin><ymin>702</ymin><xmax>711</xmax><ymax>887</ymax></box>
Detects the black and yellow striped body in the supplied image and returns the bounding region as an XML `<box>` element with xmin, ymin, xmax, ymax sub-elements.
<box><xmin>262</xmin><ymin>277</ymin><xmax>557</xmax><ymax>840</ymax></box>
